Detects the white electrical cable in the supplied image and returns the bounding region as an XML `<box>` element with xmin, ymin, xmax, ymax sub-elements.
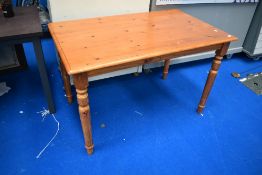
<box><xmin>36</xmin><ymin>108</ymin><xmax>60</xmax><ymax>159</ymax></box>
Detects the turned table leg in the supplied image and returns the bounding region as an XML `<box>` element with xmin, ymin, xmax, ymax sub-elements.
<box><xmin>197</xmin><ymin>43</ymin><xmax>230</xmax><ymax>113</ymax></box>
<box><xmin>73</xmin><ymin>73</ymin><xmax>94</xmax><ymax>155</ymax></box>
<box><xmin>162</xmin><ymin>59</ymin><xmax>171</xmax><ymax>79</ymax></box>
<box><xmin>60</xmin><ymin>62</ymin><xmax>73</xmax><ymax>104</ymax></box>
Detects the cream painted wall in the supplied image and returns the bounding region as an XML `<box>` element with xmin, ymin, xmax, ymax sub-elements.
<box><xmin>48</xmin><ymin>0</ymin><xmax>150</xmax><ymax>22</ymax></box>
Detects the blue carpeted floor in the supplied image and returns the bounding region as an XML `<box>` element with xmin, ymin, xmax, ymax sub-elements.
<box><xmin>0</xmin><ymin>39</ymin><xmax>262</xmax><ymax>175</ymax></box>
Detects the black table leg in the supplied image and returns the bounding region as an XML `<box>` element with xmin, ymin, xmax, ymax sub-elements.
<box><xmin>33</xmin><ymin>38</ymin><xmax>56</xmax><ymax>113</ymax></box>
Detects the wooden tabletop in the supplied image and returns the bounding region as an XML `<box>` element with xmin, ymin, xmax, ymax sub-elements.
<box><xmin>0</xmin><ymin>7</ymin><xmax>42</xmax><ymax>41</ymax></box>
<box><xmin>49</xmin><ymin>9</ymin><xmax>237</xmax><ymax>75</ymax></box>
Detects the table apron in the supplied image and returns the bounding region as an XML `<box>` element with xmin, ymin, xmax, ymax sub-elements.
<box><xmin>86</xmin><ymin>43</ymin><xmax>224</xmax><ymax>77</ymax></box>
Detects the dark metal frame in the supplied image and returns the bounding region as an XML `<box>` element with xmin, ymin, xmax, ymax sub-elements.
<box><xmin>0</xmin><ymin>37</ymin><xmax>55</xmax><ymax>113</ymax></box>
<box><xmin>243</xmin><ymin>0</ymin><xmax>262</xmax><ymax>57</ymax></box>
<box><xmin>0</xmin><ymin>44</ymin><xmax>27</xmax><ymax>74</ymax></box>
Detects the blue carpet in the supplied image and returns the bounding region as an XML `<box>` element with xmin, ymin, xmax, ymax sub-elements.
<box><xmin>0</xmin><ymin>39</ymin><xmax>262</xmax><ymax>175</ymax></box>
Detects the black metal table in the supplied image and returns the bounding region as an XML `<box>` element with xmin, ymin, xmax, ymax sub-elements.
<box><xmin>0</xmin><ymin>7</ymin><xmax>55</xmax><ymax>113</ymax></box>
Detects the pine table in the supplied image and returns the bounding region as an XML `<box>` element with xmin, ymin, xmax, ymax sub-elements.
<box><xmin>49</xmin><ymin>9</ymin><xmax>237</xmax><ymax>155</ymax></box>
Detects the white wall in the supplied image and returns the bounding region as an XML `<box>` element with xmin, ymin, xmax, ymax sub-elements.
<box><xmin>48</xmin><ymin>0</ymin><xmax>150</xmax><ymax>22</ymax></box>
<box><xmin>156</xmin><ymin>0</ymin><xmax>258</xmax><ymax>5</ymax></box>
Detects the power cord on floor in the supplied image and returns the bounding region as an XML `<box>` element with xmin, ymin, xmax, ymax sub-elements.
<box><xmin>36</xmin><ymin>108</ymin><xmax>60</xmax><ymax>159</ymax></box>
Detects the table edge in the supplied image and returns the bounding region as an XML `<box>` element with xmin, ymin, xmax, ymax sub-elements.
<box><xmin>48</xmin><ymin>9</ymin><xmax>238</xmax><ymax>75</ymax></box>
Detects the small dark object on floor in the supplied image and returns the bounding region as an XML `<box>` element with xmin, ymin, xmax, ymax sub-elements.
<box><xmin>231</xmin><ymin>72</ymin><xmax>241</xmax><ymax>78</ymax></box>
<box><xmin>240</xmin><ymin>72</ymin><xmax>262</xmax><ymax>95</ymax></box>
<box><xmin>133</xmin><ymin>72</ymin><xmax>140</xmax><ymax>77</ymax></box>
<box><xmin>144</xmin><ymin>68</ymin><xmax>152</xmax><ymax>74</ymax></box>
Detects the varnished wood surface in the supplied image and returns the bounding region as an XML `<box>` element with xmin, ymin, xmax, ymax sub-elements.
<box><xmin>49</xmin><ymin>9</ymin><xmax>237</xmax><ymax>75</ymax></box>
<box><xmin>162</xmin><ymin>59</ymin><xmax>171</xmax><ymax>79</ymax></box>
<box><xmin>73</xmin><ymin>73</ymin><xmax>94</xmax><ymax>154</ymax></box>
<box><xmin>0</xmin><ymin>7</ymin><xmax>42</xmax><ymax>41</ymax></box>
<box><xmin>60</xmin><ymin>62</ymin><xmax>73</xmax><ymax>104</ymax></box>
<box><xmin>197</xmin><ymin>43</ymin><xmax>230</xmax><ymax>113</ymax></box>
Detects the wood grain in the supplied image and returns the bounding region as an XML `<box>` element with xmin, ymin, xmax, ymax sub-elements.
<box><xmin>60</xmin><ymin>61</ymin><xmax>73</xmax><ymax>103</ymax></box>
<box><xmin>48</xmin><ymin>9</ymin><xmax>237</xmax><ymax>75</ymax></box>
<box><xmin>162</xmin><ymin>59</ymin><xmax>171</xmax><ymax>79</ymax></box>
<box><xmin>73</xmin><ymin>73</ymin><xmax>94</xmax><ymax>154</ymax></box>
<box><xmin>49</xmin><ymin>10</ymin><xmax>237</xmax><ymax>155</ymax></box>
<box><xmin>197</xmin><ymin>43</ymin><xmax>230</xmax><ymax>113</ymax></box>
<box><xmin>87</xmin><ymin>43</ymin><xmax>223</xmax><ymax>77</ymax></box>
